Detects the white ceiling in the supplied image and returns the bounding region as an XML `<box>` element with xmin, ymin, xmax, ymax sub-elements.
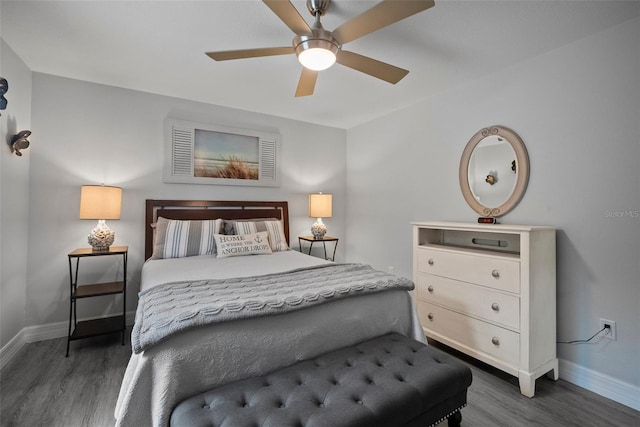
<box><xmin>1</xmin><ymin>0</ymin><xmax>638</xmax><ymax>129</ymax></box>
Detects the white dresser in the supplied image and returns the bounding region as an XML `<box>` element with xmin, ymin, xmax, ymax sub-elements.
<box><xmin>412</xmin><ymin>221</ymin><xmax>558</xmax><ymax>397</ymax></box>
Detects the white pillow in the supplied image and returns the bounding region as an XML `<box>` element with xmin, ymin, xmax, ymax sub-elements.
<box><xmin>233</xmin><ymin>220</ymin><xmax>289</xmax><ymax>252</ymax></box>
<box><xmin>151</xmin><ymin>217</ymin><xmax>223</xmax><ymax>259</ymax></box>
<box><xmin>214</xmin><ymin>232</ymin><xmax>273</xmax><ymax>258</ymax></box>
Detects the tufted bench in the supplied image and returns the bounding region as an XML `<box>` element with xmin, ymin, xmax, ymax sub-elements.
<box><xmin>170</xmin><ymin>333</ymin><xmax>472</xmax><ymax>427</ymax></box>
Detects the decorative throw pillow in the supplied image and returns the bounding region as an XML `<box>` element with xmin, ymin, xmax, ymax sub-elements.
<box><xmin>233</xmin><ymin>220</ymin><xmax>289</xmax><ymax>252</ymax></box>
<box><xmin>222</xmin><ymin>218</ymin><xmax>278</xmax><ymax>235</ymax></box>
<box><xmin>214</xmin><ymin>232</ymin><xmax>273</xmax><ymax>258</ymax></box>
<box><xmin>151</xmin><ymin>217</ymin><xmax>223</xmax><ymax>259</ymax></box>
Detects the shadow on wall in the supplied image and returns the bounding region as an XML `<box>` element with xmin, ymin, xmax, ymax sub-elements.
<box><xmin>555</xmin><ymin>229</ymin><xmax>597</xmax><ymax>362</ymax></box>
<box><xmin>4</xmin><ymin>115</ymin><xmax>17</xmax><ymax>151</ymax></box>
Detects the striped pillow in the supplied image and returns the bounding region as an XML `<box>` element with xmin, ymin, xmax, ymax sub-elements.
<box><xmin>233</xmin><ymin>220</ymin><xmax>289</xmax><ymax>252</ymax></box>
<box><xmin>151</xmin><ymin>217</ymin><xmax>223</xmax><ymax>259</ymax></box>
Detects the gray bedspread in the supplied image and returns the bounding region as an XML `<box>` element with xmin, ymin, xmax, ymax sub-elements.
<box><xmin>132</xmin><ymin>263</ymin><xmax>414</xmax><ymax>354</ymax></box>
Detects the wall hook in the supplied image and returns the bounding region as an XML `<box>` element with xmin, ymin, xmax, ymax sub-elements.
<box><xmin>11</xmin><ymin>130</ymin><xmax>31</xmax><ymax>156</ymax></box>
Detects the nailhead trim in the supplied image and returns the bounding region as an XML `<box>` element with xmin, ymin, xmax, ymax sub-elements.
<box><xmin>427</xmin><ymin>403</ymin><xmax>468</xmax><ymax>427</ymax></box>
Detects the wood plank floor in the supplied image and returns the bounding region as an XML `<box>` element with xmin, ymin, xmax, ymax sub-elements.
<box><xmin>1</xmin><ymin>333</ymin><xmax>638</xmax><ymax>426</ymax></box>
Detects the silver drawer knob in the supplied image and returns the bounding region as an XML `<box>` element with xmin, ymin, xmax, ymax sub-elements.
<box><xmin>428</xmin><ymin>258</ymin><xmax>434</xmax><ymax>266</ymax></box>
<box><xmin>427</xmin><ymin>313</ymin><xmax>434</xmax><ymax>321</ymax></box>
<box><xmin>427</xmin><ymin>285</ymin><xmax>434</xmax><ymax>293</ymax></box>
<box><xmin>491</xmin><ymin>337</ymin><xmax>500</xmax><ymax>346</ymax></box>
<box><xmin>491</xmin><ymin>303</ymin><xmax>500</xmax><ymax>312</ymax></box>
<box><xmin>491</xmin><ymin>269</ymin><xmax>500</xmax><ymax>278</ymax></box>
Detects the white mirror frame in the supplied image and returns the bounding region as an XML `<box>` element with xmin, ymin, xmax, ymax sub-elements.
<box><xmin>459</xmin><ymin>125</ymin><xmax>529</xmax><ymax>217</ymax></box>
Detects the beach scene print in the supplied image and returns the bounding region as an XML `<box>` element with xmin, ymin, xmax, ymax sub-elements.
<box><xmin>194</xmin><ymin>129</ymin><xmax>259</xmax><ymax>180</ymax></box>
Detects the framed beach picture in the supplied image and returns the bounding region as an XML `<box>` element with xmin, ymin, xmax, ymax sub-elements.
<box><xmin>163</xmin><ymin>119</ymin><xmax>280</xmax><ymax>187</ymax></box>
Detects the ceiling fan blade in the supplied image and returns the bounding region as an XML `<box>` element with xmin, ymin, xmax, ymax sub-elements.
<box><xmin>336</xmin><ymin>50</ymin><xmax>409</xmax><ymax>84</ymax></box>
<box><xmin>206</xmin><ymin>47</ymin><xmax>294</xmax><ymax>61</ymax></box>
<box><xmin>263</xmin><ymin>0</ymin><xmax>312</xmax><ymax>36</ymax></box>
<box><xmin>295</xmin><ymin>67</ymin><xmax>318</xmax><ymax>97</ymax></box>
<box><xmin>332</xmin><ymin>0</ymin><xmax>434</xmax><ymax>45</ymax></box>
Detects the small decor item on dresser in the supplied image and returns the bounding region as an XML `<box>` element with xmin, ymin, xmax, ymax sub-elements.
<box><xmin>478</xmin><ymin>217</ymin><xmax>497</xmax><ymax>224</ymax></box>
<box><xmin>79</xmin><ymin>185</ymin><xmax>122</xmax><ymax>251</ymax></box>
<box><xmin>308</xmin><ymin>193</ymin><xmax>332</xmax><ymax>239</ymax></box>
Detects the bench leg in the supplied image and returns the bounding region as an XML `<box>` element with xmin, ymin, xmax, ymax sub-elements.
<box><xmin>447</xmin><ymin>410</ymin><xmax>462</xmax><ymax>427</ymax></box>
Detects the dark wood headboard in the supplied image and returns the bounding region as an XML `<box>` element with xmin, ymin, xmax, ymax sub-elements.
<box><xmin>145</xmin><ymin>199</ymin><xmax>289</xmax><ymax>260</ymax></box>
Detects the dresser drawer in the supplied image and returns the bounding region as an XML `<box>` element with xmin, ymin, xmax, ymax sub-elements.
<box><xmin>417</xmin><ymin>247</ymin><xmax>520</xmax><ymax>293</ymax></box>
<box><xmin>418</xmin><ymin>301</ymin><xmax>520</xmax><ymax>368</ymax></box>
<box><xmin>415</xmin><ymin>274</ymin><xmax>520</xmax><ymax>330</ymax></box>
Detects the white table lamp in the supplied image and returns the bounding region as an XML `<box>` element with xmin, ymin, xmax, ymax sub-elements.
<box><xmin>79</xmin><ymin>185</ymin><xmax>122</xmax><ymax>251</ymax></box>
<box><xmin>309</xmin><ymin>193</ymin><xmax>332</xmax><ymax>239</ymax></box>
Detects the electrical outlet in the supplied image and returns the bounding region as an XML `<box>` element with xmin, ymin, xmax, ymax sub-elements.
<box><xmin>600</xmin><ymin>318</ymin><xmax>616</xmax><ymax>340</ymax></box>
<box><xmin>388</xmin><ymin>266</ymin><xmax>395</xmax><ymax>274</ymax></box>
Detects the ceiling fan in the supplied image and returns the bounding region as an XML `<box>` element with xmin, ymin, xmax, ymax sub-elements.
<box><xmin>206</xmin><ymin>0</ymin><xmax>435</xmax><ymax>97</ymax></box>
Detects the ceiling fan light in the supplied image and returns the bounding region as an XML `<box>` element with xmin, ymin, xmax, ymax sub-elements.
<box><xmin>294</xmin><ymin>34</ymin><xmax>340</xmax><ymax>71</ymax></box>
<box><xmin>298</xmin><ymin>47</ymin><xmax>336</xmax><ymax>71</ymax></box>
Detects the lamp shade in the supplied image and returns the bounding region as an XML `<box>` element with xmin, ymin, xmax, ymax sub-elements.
<box><xmin>79</xmin><ymin>185</ymin><xmax>122</xmax><ymax>220</ymax></box>
<box><xmin>298</xmin><ymin>47</ymin><xmax>336</xmax><ymax>71</ymax></box>
<box><xmin>309</xmin><ymin>193</ymin><xmax>332</xmax><ymax>218</ymax></box>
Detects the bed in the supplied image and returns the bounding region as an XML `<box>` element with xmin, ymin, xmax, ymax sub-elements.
<box><xmin>114</xmin><ymin>200</ymin><xmax>425</xmax><ymax>427</ymax></box>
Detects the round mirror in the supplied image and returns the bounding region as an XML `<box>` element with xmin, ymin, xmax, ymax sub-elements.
<box><xmin>459</xmin><ymin>126</ymin><xmax>529</xmax><ymax>217</ymax></box>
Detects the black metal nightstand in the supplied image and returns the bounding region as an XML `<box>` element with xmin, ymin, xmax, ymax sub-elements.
<box><xmin>66</xmin><ymin>246</ymin><xmax>128</xmax><ymax>356</ymax></box>
<box><xmin>298</xmin><ymin>235</ymin><xmax>338</xmax><ymax>261</ymax></box>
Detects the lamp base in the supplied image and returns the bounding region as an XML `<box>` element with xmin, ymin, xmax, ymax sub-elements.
<box><xmin>88</xmin><ymin>220</ymin><xmax>115</xmax><ymax>251</ymax></box>
<box><xmin>311</xmin><ymin>218</ymin><xmax>327</xmax><ymax>239</ymax></box>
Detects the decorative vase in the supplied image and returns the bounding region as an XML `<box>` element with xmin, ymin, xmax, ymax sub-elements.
<box><xmin>88</xmin><ymin>220</ymin><xmax>115</xmax><ymax>251</ymax></box>
<box><xmin>311</xmin><ymin>218</ymin><xmax>327</xmax><ymax>239</ymax></box>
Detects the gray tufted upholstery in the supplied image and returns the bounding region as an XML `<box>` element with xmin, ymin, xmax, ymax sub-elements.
<box><xmin>171</xmin><ymin>333</ymin><xmax>472</xmax><ymax>427</ymax></box>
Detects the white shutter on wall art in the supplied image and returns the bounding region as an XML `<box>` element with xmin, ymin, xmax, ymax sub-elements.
<box><xmin>259</xmin><ymin>138</ymin><xmax>277</xmax><ymax>182</ymax></box>
<box><xmin>172</xmin><ymin>127</ymin><xmax>193</xmax><ymax>176</ymax></box>
<box><xmin>164</xmin><ymin>118</ymin><xmax>281</xmax><ymax>187</ymax></box>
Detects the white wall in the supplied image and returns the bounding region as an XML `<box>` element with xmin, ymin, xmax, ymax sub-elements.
<box><xmin>27</xmin><ymin>74</ymin><xmax>346</xmax><ymax>326</ymax></box>
<box><xmin>346</xmin><ymin>17</ymin><xmax>640</xmax><ymax>390</ymax></box>
<box><xmin>2</xmin><ymin>8</ymin><xmax>637</xmax><ymax>411</ymax></box>
<box><xmin>0</xmin><ymin>39</ymin><xmax>31</xmax><ymax>348</ymax></box>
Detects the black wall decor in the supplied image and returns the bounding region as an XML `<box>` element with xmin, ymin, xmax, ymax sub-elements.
<box><xmin>0</xmin><ymin>78</ymin><xmax>8</xmax><ymax>115</ymax></box>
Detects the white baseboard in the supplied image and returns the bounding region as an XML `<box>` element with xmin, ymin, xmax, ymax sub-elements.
<box><xmin>23</xmin><ymin>319</ymin><xmax>69</xmax><ymax>342</ymax></box>
<box><xmin>559</xmin><ymin>358</ymin><xmax>640</xmax><ymax>411</ymax></box>
<box><xmin>0</xmin><ymin>329</ymin><xmax>26</xmax><ymax>370</ymax></box>
<box><xmin>0</xmin><ymin>311</ymin><xmax>136</xmax><ymax>369</ymax></box>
